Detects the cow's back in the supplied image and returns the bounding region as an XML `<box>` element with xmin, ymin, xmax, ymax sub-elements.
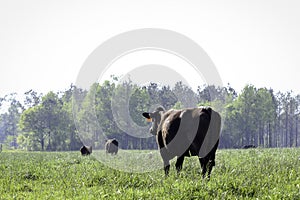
<box><xmin>158</xmin><ymin>107</ymin><xmax>220</xmax><ymax>158</ymax></box>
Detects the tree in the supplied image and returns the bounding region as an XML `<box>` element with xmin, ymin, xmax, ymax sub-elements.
<box><xmin>256</xmin><ymin>88</ymin><xmax>276</xmax><ymax>147</ymax></box>
<box><xmin>61</xmin><ymin>85</ymin><xmax>83</xmax><ymax>150</ymax></box>
<box><xmin>18</xmin><ymin>91</ymin><xmax>68</xmax><ymax>151</ymax></box>
<box><xmin>173</xmin><ymin>82</ymin><xmax>198</xmax><ymax>108</ymax></box>
<box><xmin>18</xmin><ymin>106</ymin><xmax>45</xmax><ymax>150</ymax></box>
<box><xmin>0</xmin><ymin>93</ymin><xmax>23</xmax><ymax>149</ymax></box>
<box><xmin>23</xmin><ymin>89</ymin><xmax>42</xmax><ymax>109</ymax></box>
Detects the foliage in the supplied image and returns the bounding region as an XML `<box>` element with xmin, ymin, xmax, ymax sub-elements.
<box><xmin>1</xmin><ymin>81</ymin><xmax>300</xmax><ymax>150</ymax></box>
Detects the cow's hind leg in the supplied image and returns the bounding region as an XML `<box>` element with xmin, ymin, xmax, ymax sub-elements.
<box><xmin>199</xmin><ymin>157</ymin><xmax>209</xmax><ymax>179</ymax></box>
<box><xmin>207</xmin><ymin>153</ymin><xmax>216</xmax><ymax>179</ymax></box>
<box><xmin>163</xmin><ymin>159</ymin><xmax>170</xmax><ymax>176</ymax></box>
<box><xmin>175</xmin><ymin>156</ymin><xmax>185</xmax><ymax>174</ymax></box>
<box><xmin>207</xmin><ymin>160</ymin><xmax>215</xmax><ymax>179</ymax></box>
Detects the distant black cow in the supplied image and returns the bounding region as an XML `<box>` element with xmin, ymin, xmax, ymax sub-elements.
<box><xmin>242</xmin><ymin>145</ymin><xmax>256</xmax><ymax>149</ymax></box>
<box><xmin>80</xmin><ymin>145</ymin><xmax>92</xmax><ymax>156</ymax></box>
<box><xmin>143</xmin><ymin>106</ymin><xmax>221</xmax><ymax>179</ymax></box>
<box><xmin>105</xmin><ymin>139</ymin><xmax>119</xmax><ymax>155</ymax></box>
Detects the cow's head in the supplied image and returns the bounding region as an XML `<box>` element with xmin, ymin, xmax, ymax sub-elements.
<box><xmin>142</xmin><ymin>107</ymin><xmax>165</xmax><ymax>135</ymax></box>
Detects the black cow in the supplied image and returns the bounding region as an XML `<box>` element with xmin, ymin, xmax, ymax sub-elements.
<box><xmin>142</xmin><ymin>106</ymin><xmax>221</xmax><ymax>179</ymax></box>
<box><xmin>80</xmin><ymin>145</ymin><xmax>92</xmax><ymax>156</ymax></box>
<box><xmin>105</xmin><ymin>138</ymin><xmax>119</xmax><ymax>155</ymax></box>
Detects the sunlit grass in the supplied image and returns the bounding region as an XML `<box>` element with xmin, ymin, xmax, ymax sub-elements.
<box><xmin>0</xmin><ymin>148</ymin><xmax>299</xmax><ymax>199</ymax></box>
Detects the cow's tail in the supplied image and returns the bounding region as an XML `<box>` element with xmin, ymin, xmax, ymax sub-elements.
<box><xmin>199</xmin><ymin>110</ymin><xmax>221</xmax><ymax>158</ymax></box>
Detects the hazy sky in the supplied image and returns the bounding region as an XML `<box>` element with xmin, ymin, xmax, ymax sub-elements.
<box><xmin>1</xmin><ymin>0</ymin><xmax>300</xmax><ymax>97</ymax></box>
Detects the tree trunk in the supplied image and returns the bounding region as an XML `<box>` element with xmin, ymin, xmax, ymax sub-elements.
<box><xmin>41</xmin><ymin>138</ymin><xmax>44</xmax><ymax>151</ymax></box>
<box><xmin>285</xmin><ymin>112</ymin><xmax>288</xmax><ymax>147</ymax></box>
<box><xmin>268</xmin><ymin>122</ymin><xmax>272</xmax><ymax>148</ymax></box>
<box><xmin>47</xmin><ymin>131</ymin><xmax>51</xmax><ymax>151</ymax></box>
<box><xmin>258</xmin><ymin>122</ymin><xmax>264</xmax><ymax>147</ymax></box>
<box><xmin>296</xmin><ymin>115</ymin><xmax>298</xmax><ymax>147</ymax></box>
<box><xmin>290</xmin><ymin>116</ymin><xmax>293</xmax><ymax>147</ymax></box>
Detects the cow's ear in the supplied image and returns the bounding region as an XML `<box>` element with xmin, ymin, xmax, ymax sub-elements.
<box><xmin>142</xmin><ymin>112</ymin><xmax>151</xmax><ymax>119</ymax></box>
<box><xmin>143</xmin><ymin>113</ymin><xmax>152</xmax><ymax>122</ymax></box>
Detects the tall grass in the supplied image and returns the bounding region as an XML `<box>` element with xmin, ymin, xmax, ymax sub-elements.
<box><xmin>0</xmin><ymin>148</ymin><xmax>299</xmax><ymax>199</ymax></box>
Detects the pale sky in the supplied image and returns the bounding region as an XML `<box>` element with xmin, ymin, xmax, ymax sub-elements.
<box><xmin>1</xmin><ymin>0</ymin><xmax>300</xmax><ymax>98</ymax></box>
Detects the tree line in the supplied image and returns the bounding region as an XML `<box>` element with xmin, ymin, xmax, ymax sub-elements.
<box><xmin>0</xmin><ymin>80</ymin><xmax>299</xmax><ymax>151</ymax></box>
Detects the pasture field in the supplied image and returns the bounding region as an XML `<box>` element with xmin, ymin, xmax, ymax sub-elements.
<box><xmin>0</xmin><ymin>148</ymin><xmax>299</xmax><ymax>200</ymax></box>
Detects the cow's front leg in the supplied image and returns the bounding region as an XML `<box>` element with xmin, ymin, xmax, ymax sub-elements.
<box><xmin>175</xmin><ymin>155</ymin><xmax>185</xmax><ymax>174</ymax></box>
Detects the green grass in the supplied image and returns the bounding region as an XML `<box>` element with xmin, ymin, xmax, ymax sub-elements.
<box><xmin>0</xmin><ymin>148</ymin><xmax>300</xmax><ymax>199</ymax></box>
